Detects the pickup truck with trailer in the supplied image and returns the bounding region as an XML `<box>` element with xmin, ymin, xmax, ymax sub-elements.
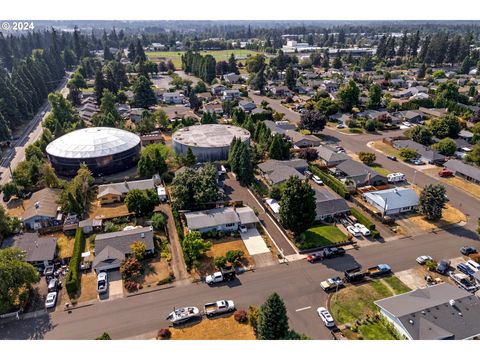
<box><xmin>205</xmin><ymin>266</ymin><xmax>236</xmax><ymax>285</ymax></box>
<box><xmin>204</xmin><ymin>300</ymin><xmax>235</xmax><ymax>317</ymax></box>
<box><xmin>449</xmin><ymin>272</ymin><xmax>479</xmax><ymax>293</ymax></box>
<box><xmin>366</xmin><ymin>264</ymin><xmax>392</xmax><ymax>277</ymax></box>
<box><xmin>387</xmin><ymin>172</ymin><xmax>406</xmax><ymax>183</ymax></box>
<box><xmin>344</xmin><ymin>266</ymin><xmax>367</xmax><ymax>283</ymax></box>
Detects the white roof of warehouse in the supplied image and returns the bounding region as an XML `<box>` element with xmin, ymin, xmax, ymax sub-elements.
<box><xmin>46</xmin><ymin>127</ymin><xmax>141</xmax><ymax>159</ymax></box>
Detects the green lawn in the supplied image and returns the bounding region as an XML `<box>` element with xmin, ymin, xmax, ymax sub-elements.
<box><xmin>356</xmin><ymin>317</ymin><xmax>400</xmax><ymax>340</ymax></box>
<box><xmin>370</xmin><ymin>163</ymin><xmax>390</xmax><ymax>176</ymax></box>
<box><xmin>146</xmin><ymin>49</ymin><xmax>264</xmax><ymax>70</ymax></box>
<box><xmin>371</xmin><ymin>141</ymin><xmax>401</xmax><ymax>158</ymax></box>
<box><xmin>297</xmin><ymin>225</ymin><xmax>347</xmax><ymax>250</ymax></box>
<box><xmin>330</xmin><ymin>276</ymin><xmax>411</xmax><ymax>324</ymax></box>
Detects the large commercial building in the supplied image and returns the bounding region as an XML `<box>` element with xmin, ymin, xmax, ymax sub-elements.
<box><xmin>172</xmin><ymin>124</ymin><xmax>250</xmax><ymax>162</ymax></box>
<box><xmin>46</xmin><ymin>127</ymin><xmax>141</xmax><ymax>177</ymax></box>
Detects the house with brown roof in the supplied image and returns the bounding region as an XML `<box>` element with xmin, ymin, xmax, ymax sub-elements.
<box><xmin>22</xmin><ymin>188</ymin><xmax>61</xmax><ymax>230</ymax></box>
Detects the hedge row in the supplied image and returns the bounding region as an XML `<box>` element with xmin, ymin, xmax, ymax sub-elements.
<box><xmin>65</xmin><ymin>228</ymin><xmax>86</xmax><ymax>295</ymax></box>
<box><xmin>171</xmin><ymin>203</ymin><xmax>184</xmax><ymax>241</ymax></box>
<box><xmin>309</xmin><ymin>166</ymin><xmax>350</xmax><ymax>199</ymax></box>
<box><xmin>350</xmin><ymin>207</ymin><xmax>376</xmax><ymax>231</ymax></box>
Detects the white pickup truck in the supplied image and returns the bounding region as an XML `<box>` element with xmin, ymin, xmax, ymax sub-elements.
<box><xmin>204</xmin><ymin>300</ymin><xmax>235</xmax><ymax>317</ymax></box>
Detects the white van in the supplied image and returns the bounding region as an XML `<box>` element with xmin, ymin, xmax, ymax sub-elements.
<box><xmin>387</xmin><ymin>172</ymin><xmax>406</xmax><ymax>183</ymax></box>
<box><xmin>466</xmin><ymin>260</ymin><xmax>480</xmax><ymax>273</ymax></box>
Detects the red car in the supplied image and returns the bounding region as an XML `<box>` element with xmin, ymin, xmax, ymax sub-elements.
<box><xmin>307</xmin><ymin>253</ymin><xmax>323</xmax><ymax>263</ymax></box>
<box><xmin>438</xmin><ymin>169</ymin><xmax>453</xmax><ymax>177</ymax></box>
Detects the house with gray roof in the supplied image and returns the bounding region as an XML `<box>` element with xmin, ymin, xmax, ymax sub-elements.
<box><xmin>444</xmin><ymin>159</ymin><xmax>480</xmax><ymax>184</ymax></box>
<box><xmin>258</xmin><ymin>159</ymin><xmax>308</xmax><ymax>185</ymax></box>
<box><xmin>97</xmin><ymin>178</ymin><xmax>156</xmax><ymax>204</ymax></box>
<box><xmin>22</xmin><ymin>188</ymin><xmax>61</xmax><ymax>230</ymax></box>
<box><xmin>334</xmin><ymin>159</ymin><xmax>387</xmax><ymax>187</ymax></box>
<box><xmin>314</xmin><ymin>187</ymin><xmax>349</xmax><ymax>221</ymax></box>
<box><xmin>393</xmin><ymin>139</ymin><xmax>446</xmax><ymax>165</ymax></box>
<box><xmin>375</xmin><ymin>283</ymin><xmax>480</xmax><ymax>340</ymax></box>
<box><xmin>184</xmin><ymin>206</ymin><xmax>258</xmax><ymax>233</ymax></box>
<box><xmin>239</xmin><ymin>100</ymin><xmax>256</xmax><ymax>112</ymax></box>
<box><xmin>285</xmin><ymin>130</ymin><xmax>322</xmax><ymax>148</ymax></box>
<box><xmin>364</xmin><ymin>187</ymin><xmax>419</xmax><ymax>216</ymax></box>
<box><xmin>315</xmin><ymin>145</ymin><xmax>351</xmax><ymax>167</ymax></box>
<box><xmin>264</xmin><ymin>120</ymin><xmax>296</xmax><ymax>135</ymax></box>
<box><xmin>2</xmin><ymin>233</ymin><xmax>57</xmax><ymax>267</ymax></box>
<box><xmin>93</xmin><ymin>226</ymin><xmax>154</xmax><ymax>272</ymax></box>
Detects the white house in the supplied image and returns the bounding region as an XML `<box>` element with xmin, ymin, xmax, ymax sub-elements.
<box><xmin>363</xmin><ymin>187</ymin><xmax>419</xmax><ymax>215</ymax></box>
<box><xmin>184</xmin><ymin>206</ymin><xmax>258</xmax><ymax>233</ymax></box>
<box><xmin>163</xmin><ymin>91</ymin><xmax>184</xmax><ymax>104</ymax></box>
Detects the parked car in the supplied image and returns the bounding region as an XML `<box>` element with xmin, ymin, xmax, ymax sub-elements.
<box><xmin>457</xmin><ymin>263</ymin><xmax>476</xmax><ymax>276</ymax></box>
<box><xmin>387</xmin><ymin>155</ymin><xmax>397</xmax><ymax>161</ymax></box>
<box><xmin>320</xmin><ymin>277</ymin><xmax>344</xmax><ymax>291</ymax></box>
<box><xmin>97</xmin><ymin>272</ymin><xmax>108</xmax><ymax>294</ymax></box>
<box><xmin>304</xmin><ymin>170</ymin><xmax>313</xmax><ymax>178</ymax></box>
<box><xmin>416</xmin><ymin>255</ymin><xmax>433</xmax><ymax>265</ymax></box>
<box><xmin>205</xmin><ymin>266</ymin><xmax>236</xmax><ymax>284</ymax></box>
<box><xmin>339</xmin><ymin>218</ymin><xmax>349</xmax><ymax>227</ymax></box>
<box><xmin>45</xmin><ymin>292</ymin><xmax>57</xmax><ymax>309</ymax></box>
<box><xmin>436</xmin><ymin>260</ymin><xmax>451</xmax><ymax>274</ymax></box>
<box><xmin>466</xmin><ymin>260</ymin><xmax>480</xmax><ymax>272</ymax></box>
<box><xmin>354</xmin><ymin>223</ymin><xmax>370</xmax><ymax>236</ymax></box>
<box><xmin>47</xmin><ymin>278</ymin><xmax>59</xmax><ymax>292</ymax></box>
<box><xmin>460</xmin><ymin>246</ymin><xmax>477</xmax><ymax>256</ymax></box>
<box><xmin>367</xmin><ymin>264</ymin><xmax>392</xmax><ymax>277</ymax></box>
<box><xmin>387</xmin><ymin>172</ymin><xmax>406</xmax><ymax>183</ymax></box>
<box><xmin>312</xmin><ymin>175</ymin><xmax>323</xmax><ymax>185</ymax></box>
<box><xmin>346</xmin><ymin>225</ymin><xmax>361</xmax><ymax>237</ymax></box>
<box><xmin>409</xmin><ymin>159</ymin><xmax>425</xmax><ymax>165</ymax></box>
<box><xmin>43</xmin><ymin>265</ymin><xmax>55</xmax><ymax>278</ymax></box>
<box><xmin>336</xmin><ymin>123</ymin><xmax>345</xmax><ymax>129</ymax></box>
<box><xmin>307</xmin><ymin>252</ymin><xmax>323</xmax><ymax>263</ymax></box>
<box><xmin>239</xmin><ymin>225</ymin><xmax>247</xmax><ymax>233</ymax></box>
<box><xmin>317</xmin><ymin>307</ymin><xmax>335</xmax><ymax>327</ymax></box>
<box><xmin>344</xmin><ymin>266</ymin><xmax>367</xmax><ymax>283</ymax></box>
<box><xmin>402</xmin><ymin>121</ymin><xmax>412</xmax><ymax>127</ymax></box>
<box><xmin>204</xmin><ymin>300</ymin><xmax>235</xmax><ymax>317</ymax></box>
<box><xmin>438</xmin><ymin>169</ymin><xmax>454</xmax><ymax>177</ymax></box>
<box><xmin>323</xmin><ymin>247</ymin><xmax>346</xmax><ymax>259</ymax></box>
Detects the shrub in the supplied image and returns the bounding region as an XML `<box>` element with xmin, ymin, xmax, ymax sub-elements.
<box><xmin>399</xmin><ymin>148</ymin><xmax>418</xmax><ymax>161</ymax></box>
<box><xmin>371</xmin><ymin>229</ymin><xmax>380</xmax><ymax>239</ymax></box>
<box><xmin>65</xmin><ymin>228</ymin><xmax>85</xmax><ymax>295</ymax></box>
<box><xmin>95</xmin><ymin>332</ymin><xmax>111</xmax><ymax>340</ymax></box>
<box><xmin>309</xmin><ymin>166</ymin><xmax>350</xmax><ymax>199</ymax></box>
<box><xmin>225</xmin><ymin>250</ymin><xmax>244</xmax><ymax>265</ymax></box>
<box><xmin>214</xmin><ymin>256</ymin><xmax>228</xmax><ymax>269</ymax></box>
<box><xmin>425</xmin><ymin>259</ymin><xmax>438</xmax><ymax>271</ymax></box>
<box><xmin>234</xmin><ymin>309</ymin><xmax>248</xmax><ymax>323</ymax></box>
<box><xmin>151</xmin><ymin>212</ymin><xmax>166</xmax><ymax>230</ymax></box>
<box><xmin>104</xmin><ymin>221</ymin><xmax>122</xmax><ymax>233</ymax></box>
<box><xmin>247</xmin><ymin>306</ymin><xmax>260</xmax><ymax>336</ymax></box>
<box><xmin>157</xmin><ymin>328</ymin><xmax>171</xmax><ymax>339</ymax></box>
<box><xmin>124</xmin><ymin>279</ymin><xmax>139</xmax><ymax>292</ymax></box>
<box><xmin>157</xmin><ymin>273</ymin><xmax>175</xmax><ymax>285</ymax></box>
<box><xmin>350</xmin><ymin>208</ymin><xmax>376</xmax><ymax>231</ymax></box>
<box><xmin>120</xmin><ymin>258</ymin><xmax>143</xmax><ymax>280</ymax></box>
<box><xmin>171</xmin><ymin>203</ymin><xmax>184</xmax><ymax>240</ymax></box>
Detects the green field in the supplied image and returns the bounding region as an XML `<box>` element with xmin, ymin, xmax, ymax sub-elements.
<box><xmin>370</xmin><ymin>163</ymin><xmax>390</xmax><ymax>176</ymax></box>
<box><xmin>146</xmin><ymin>49</ymin><xmax>264</xmax><ymax>69</ymax></box>
<box><xmin>297</xmin><ymin>225</ymin><xmax>347</xmax><ymax>250</ymax></box>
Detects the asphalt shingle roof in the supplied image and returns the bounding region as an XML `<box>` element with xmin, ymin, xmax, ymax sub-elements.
<box><xmin>2</xmin><ymin>233</ymin><xmax>56</xmax><ymax>263</ymax></box>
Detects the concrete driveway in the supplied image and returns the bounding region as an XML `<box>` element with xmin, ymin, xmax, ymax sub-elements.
<box><xmin>99</xmin><ymin>271</ymin><xmax>123</xmax><ymax>301</ymax></box>
<box><xmin>241</xmin><ymin>228</ymin><xmax>276</xmax><ymax>268</ymax></box>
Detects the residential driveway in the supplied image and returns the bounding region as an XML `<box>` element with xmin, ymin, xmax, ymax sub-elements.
<box><xmin>99</xmin><ymin>271</ymin><xmax>123</xmax><ymax>301</ymax></box>
<box><xmin>240</xmin><ymin>228</ymin><xmax>276</xmax><ymax>268</ymax></box>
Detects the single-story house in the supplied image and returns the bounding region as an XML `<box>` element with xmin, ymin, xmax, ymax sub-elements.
<box><xmin>129</xmin><ymin>108</ymin><xmax>144</xmax><ymax>123</ymax></box>
<box><xmin>285</xmin><ymin>130</ymin><xmax>322</xmax><ymax>148</ymax></box>
<box><xmin>222</xmin><ymin>89</ymin><xmax>241</xmax><ymax>101</ymax></box>
<box><xmin>163</xmin><ymin>91</ymin><xmax>184</xmax><ymax>104</ymax></box>
<box><xmin>258</xmin><ymin>159</ymin><xmax>308</xmax><ymax>186</ymax></box>
<box><xmin>334</xmin><ymin>159</ymin><xmax>388</xmax><ymax>187</ymax></box>
<box><xmin>2</xmin><ymin>233</ymin><xmax>57</xmax><ymax>267</ymax></box>
<box><xmin>458</xmin><ymin>129</ymin><xmax>474</xmax><ymax>144</ymax></box>
<box><xmin>375</xmin><ymin>283</ymin><xmax>480</xmax><ymax>340</ymax></box>
<box><xmin>97</xmin><ymin>179</ymin><xmax>156</xmax><ymax>204</ymax></box>
<box><xmin>393</xmin><ymin>139</ymin><xmax>446</xmax><ymax>165</ymax></box>
<box><xmin>184</xmin><ymin>206</ymin><xmax>259</xmax><ymax>233</ymax></box>
<box><xmin>314</xmin><ymin>187</ymin><xmax>349</xmax><ymax>221</ymax></box>
<box><xmin>444</xmin><ymin>159</ymin><xmax>480</xmax><ymax>184</ymax></box>
<box><xmin>78</xmin><ymin>218</ymin><xmax>103</xmax><ymax>235</ymax></box>
<box><xmin>223</xmin><ymin>73</ymin><xmax>240</xmax><ymax>83</ymax></box>
<box><xmin>140</xmin><ymin>132</ymin><xmax>164</xmax><ymax>146</ymax></box>
<box><xmin>22</xmin><ymin>188</ymin><xmax>61</xmax><ymax>230</ymax></box>
<box><xmin>395</xmin><ymin>110</ymin><xmax>424</xmax><ymax>124</ymax></box>
<box><xmin>93</xmin><ymin>226</ymin><xmax>155</xmax><ymax>272</ymax></box>
<box><xmin>315</xmin><ymin>145</ymin><xmax>351</xmax><ymax>167</ymax></box>
<box><xmin>418</xmin><ymin>107</ymin><xmax>448</xmax><ymax>119</ymax></box>
<box><xmin>203</xmin><ymin>102</ymin><xmax>224</xmax><ymax>115</ymax></box>
<box><xmin>363</xmin><ymin>187</ymin><xmax>419</xmax><ymax>216</ymax></box>
<box><xmin>239</xmin><ymin>100</ymin><xmax>256</xmax><ymax>112</ymax></box>
<box><xmin>264</xmin><ymin>120</ymin><xmax>296</xmax><ymax>135</ymax></box>
<box><xmin>270</xmin><ymin>85</ymin><xmax>292</xmax><ymax>97</ymax></box>
<box><xmin>211</xmin><ymin>84</ymin><xmax>226</xmax><ymax>95</ymax></box>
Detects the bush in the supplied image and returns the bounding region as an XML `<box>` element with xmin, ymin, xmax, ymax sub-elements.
<box><xmin>124</xmin><ymin>279</ymin><xmax>139</xmax><ymax>292</ymax></box>
<box><xmin>399</xmin><ymin>148</ymin><xmax>418</xmax><ymax>161</ymax></box>
<box><xmin>151</xmin><ymin>212</ymin><xmax>166</xmax><ymax>230</ymax></box>
<box><xmin>371</xmin><ymin>229</ymin><xmax>380</xmax><ymax>239</ymax></box>
<box><xmin>171</xmin><ymin>203</ymin><xmax>184</xmax><ymax>240</ymax></box>
<box><xmin>214</xmin><ymin>256</ymin><xmax>228</xmax><ymax>269</ymax></box>
<box><xmin>309</xmin><ymin>166</ymin><xmax>350</xmax><ymax>199</ymax></box>
<box><xmin>234</xmin><ymin>309</ymin><xmax>248</xmax><ymax>323</ymax></box>
<box><xmin>157</xmin><ymin>273</ymin><xmax>175</xmax><ymax>285</ymax></box>
<box><xmin>104</xmin><ymin>221</ymin><xmax>122</xmax><ymax>233</ymax></box>
<box><xmin>157</xmin><ymin>328</ymin><xmax>171</xmax><ymax>339</ymax></box>
<box><xmin>225</xmin><ymin>250</ymin><xmax>244</xmax><ymax>265</ymax></box>
<box><xmin>65</xmin><ymin>228</ymin><xmax>85</xmax><ymax>295</ymax></box>
<box><xmin>425</xmin><ymin>260</ymin><xmax>438</xmax><ymax>271</ymax></box>
<box><xmin>247</xmin><ymin>306</ymin><xmax>260</xmax><ymax>336</ymax></box>
<box><xmin>120</xmin><ymin>258</ymin><xmax>143</xmax><ymax>280</ymax></box>
<box><xmin>350</xmin><ymin>208</ymin><xmax>376</xmax><ymax>231</ymax></box>
<box><xmin>95</xmin><ymin>332</ymin><xmax>111</xmax><ymax>340</ymax></box>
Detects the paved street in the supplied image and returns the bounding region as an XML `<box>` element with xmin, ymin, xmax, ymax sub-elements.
<box><xmin>1</xmin><ymin>221</ymin><xmax>478</xmax><ymax>340</ymax></box>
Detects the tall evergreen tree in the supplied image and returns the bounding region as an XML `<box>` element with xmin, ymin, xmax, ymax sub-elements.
<box><xmin>132</xmin><ymin>75</ymin><xmax>157</xmax><ymax>108</ymax></box>
<box><xmin>257</xmin><ymin>293</ymin><xmax>290</xmax><ymax>340</ymax></box>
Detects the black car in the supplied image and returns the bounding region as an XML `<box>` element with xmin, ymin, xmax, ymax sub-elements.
<box><xmin>323</xmin><ymin>247</ymin><xmax>346</xmax><ymax>259</ymax></box>
<box><xmin>436</xmin><ymin>260</ymin><xmax>451</xmax><ymax>274</ymax></box>
<box><xmin>387</xmin><ymin>155</ymin><xmax>397</xmax><ymax>161</ymax></box>
<box><xmin>460</xmin><ymin>246</ymin><xmax>477</xmax><ymax>256</ymax></box>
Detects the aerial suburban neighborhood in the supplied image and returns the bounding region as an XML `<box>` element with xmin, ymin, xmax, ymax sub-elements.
<box><xmin>2</xmin><ymin>15</ymin><xmax>480</xmax><ymax>345</ymax></box>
